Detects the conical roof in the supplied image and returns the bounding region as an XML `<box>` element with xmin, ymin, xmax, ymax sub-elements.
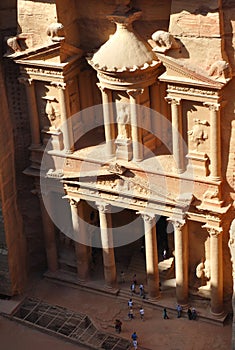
<box><xmin>89</xmin><ymin>11</ymin><xmax>158</xmax><ymax>73</ymax></box>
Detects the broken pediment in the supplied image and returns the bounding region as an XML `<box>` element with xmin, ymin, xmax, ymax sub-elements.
<box><xmin>158</xmin><ymin>53</ymin><xmax>229</xmax><ymax>88</ymax></box>
<box><xmin>13</xmin><ymin>41</ymin><xmax>83</xmax><ymax>66</ymax></box>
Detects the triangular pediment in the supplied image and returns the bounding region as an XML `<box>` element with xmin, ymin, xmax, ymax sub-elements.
<box><xmin>158</xmin><ymin>53</ymin><xmax>225</xmax><ymax>89</ymax></box>
<box><xmin>13</xmin><ymin>41</ymin><xmax>83</xmax><ymax>66</ymax></box>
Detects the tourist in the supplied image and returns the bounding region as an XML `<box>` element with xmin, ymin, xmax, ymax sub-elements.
<box><xmin>133</xmin><ymin>339</ymin><xmax>138</xmax><ymax>350</ymax></box>
<box><xmin>131</xmin><ymin>283</ymin><xmax>136</xmax><ymax>294</ymax></box>
<box><xmin>128</xmin><ymin>308</ymin><xmax>134</xmax><ymax>320</ymax></box>
<box><xmin>139</xmin><ymin>306</ymin><xmax>144</xmax><ymax>320</ymax></box>
<box><xmin>163</xmin><ymin>249</ymin><xmax>167</xmax><ymax>260</ymax></box>
<box><xmin>177</xmin><ymin>304</ymin><xmax>182</xmax><ymax>318</ymax></box>
<box><xmin>131</xmin><ymin>331</ymin><xmax>138</xmax><ymax>341</ymax></box>
<box><xmin>128</xmin><ymin>298</ymin><xmax>133</xmax><ymax>308</ymax></box>
<box><xmin>114</xmin><ymin>319</ymin><xmax>122</xmax><ymax>333</ymax></box>
<box><xmin>163</xmin><ymin>307</ymin><xmax>169</xmax><ymax>319</ymax></box>
<box><xmin>133</xmin><ymin>273</ymin><xmax>137</xmax><ymax>285</ymax></box>
<box><xmin>139</xmin><ymin>283</ymin><xmax>144</xmax><ymax>297</ymax></box>
<box><xmin>187</xmin><ymin>308</ymin><xmax>192</xmax><ymax>320</ymax></box>
<box><xmin>192</xmin><ymin>307</ymin><xmax>197</xmax><ymax>320</ymax></box>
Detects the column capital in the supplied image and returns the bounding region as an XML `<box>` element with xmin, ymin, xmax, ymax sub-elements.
<box><xmin>127</xmin><ymin>88</ymin><xmax>144</xmax><ymax>98</ymax></box>
<box><xmin>167</xmin><ymin>217</ymin><xmax>186</xmax><ymax>229</ymax></box>
<box><xmin>18</xmin><ymin>76</ymin><xmax>34</xmax><ymax>86</ymax></box>
<box><xmin>203</xmin><ymin>224</ymin><xmax>223</xmax><ymax>237</ymax></box>
<box><xmin>96</xmin><ymin>83</ymin><xmax>108</xmax><ymax>92</ymax></box>
<box><xmin>96</xmin><ymin>201</ymin><xmax>111</xmax><ymax>213</ymax></box>
<box><xmin>203</xmin><ymin>102</ymin><xmax>220</xmax><ymax>111</ymax></box>
<box><xmin>138</xmin><ymin>212</ymin><xmax>155</xmax><ymax>223</ymax></box>
<box><xmin>67</xmin><ymin>197</ymin><xmax>80</xmax><ymax>208</ymax></box>
<box><xmin>165</xmin><ymin>96</ymin><xmax>181</xmax><ymax>105</ymax></box>
<box><xmin>51</xmin><ymin>81</ymin><xmax>66</xmax><ymax>89</ymax></box>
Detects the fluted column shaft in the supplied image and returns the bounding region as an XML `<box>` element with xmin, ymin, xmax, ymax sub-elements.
<box><xmin>70</xmin><ymin>198</ymin><xmax>90</xmax><ymax>281</ymax></box>
<box><xmin>96</xmin><ymin>202</ymin><xmax>116</xmax><ymax>287</ymax></box>
<box><xmin>142</xmin><ymin>213</ymin><xmax>160</xmax><ymax>299</ymax></box>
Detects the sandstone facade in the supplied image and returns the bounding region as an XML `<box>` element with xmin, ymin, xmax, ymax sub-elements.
<box><xmin>1</xmin><ymin>0</ymin><xmax>235</xmax><ymax>322</ymax></box>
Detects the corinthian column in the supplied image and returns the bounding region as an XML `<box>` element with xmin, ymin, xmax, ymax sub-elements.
<box><xmin>141</xmin><ymin>213</ymin><xmax>160</xmax><ymax>299</ymax></box>
<box><xmin>52</xmin><ymin>82</ymin><xmax>73</xmax><ymax>153</ymax></box>
<box><xmin>169</xmin><ymin>218</ymin><xmax>188</xmax><ymax>305</ymax></box>
<box><xmin>97</xmin><ymin>84</ymin><xmax>115</xmax><ymax>158</ymax></box>
<box><xmin>127</xmin><ymin>89</ymin><xmax>144</xmax><ymax>162</ymax></box>
<box><xmin>96</xmin><ymin>202</ymin><xmax>116</xmax><ymax>287</ymax></box>
<box><xmin>18</xmin><ymin>77</ymin><xmax>41</xmax><ymax>148</ymax></box>
<box><xmin>69</xmin><ymin>198</ymin><xmax>90</xmax><ymax>281</ymax></box>
<box><xmin>166</xmin><ymin>97</ymin><xmax>185</xmax><ymax>173</ymax></box>
<box><xmin>207</xmin><ymin>226</ymin><xmax>224</xmax><ymax>316</ymax></box>
<box><xmin>203</xmin><ymin>102</ymin><xmax>221</xmax><ymax>181</ymax></box>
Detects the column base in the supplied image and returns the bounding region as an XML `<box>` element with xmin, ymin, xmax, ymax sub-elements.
<box><xmin>210</xmin><ymin>309</ymin><xmax>225</xmax><ymax>318</ymax></box>
<box><xmin>115</xmin><ymin>138</ymin><xmax>132</xmax><ymax>161</ymax></box>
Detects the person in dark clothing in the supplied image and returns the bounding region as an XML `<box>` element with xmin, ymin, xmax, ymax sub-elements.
<box><xmin>115</xmin><ymin>319</ymin><xmax>122</xmax><ymax>333</ymax></box>
<box><xmin>187</xmin><ymin>308</ymin><xmax>192</xmax><ymax>320</ymax></box>
<box><xmin>163</xmin><ymin>308</ymin><xmax>169</xmax><ymax>319</ymax></box>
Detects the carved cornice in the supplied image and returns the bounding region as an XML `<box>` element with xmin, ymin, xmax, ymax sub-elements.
<box><xmin>167</xmin><ymin>84</ymin><xmax>218</xmax><ymax>98</ymax></box>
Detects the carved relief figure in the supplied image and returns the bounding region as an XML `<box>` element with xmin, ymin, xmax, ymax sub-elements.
<box><xmin>5</xmin><ymin>36</ymin><xmax>22</xmax><ymax>54</ymax></box>
<box><xmin>117</xmin><ymin>105</ymin><xmax>130</xmax><ymax>140</ymax></box>
<box><xmin>188</xmin><ymin>118</ymin><xmax>209</xmax><ymax>151</ymax></box>
<box><xmin>151</xmin><ymin>30</ymin><xmax>180</xmax><ymax>53</ymax></box>
<box><xmin>46</xmin><ymin>22</ymin><xmax>64</xmax><ymax>40</ymax></box>
<box><xmin>208</xmin><ymin>60</ymin><xmax>231</xmax><ymax>80</ymax></box>
<box><xmin>196</xmin><ymin>259</ymin><xmax>210</xmax><ymax>286</ymax></box>
<box><xmin>43</xmin><ymin>96</ymin><xmax>59</xmax><ymax>130</ymax></box>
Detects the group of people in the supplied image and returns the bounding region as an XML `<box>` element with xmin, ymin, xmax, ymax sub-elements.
<box><xmin>130</xmin><ymin>274</ymin><xmax>146</xmax><ymax>299</ymax></box>
<box><xmin>162</xmin><ymin>305</ymin><xmax>198</xmax><ymax>320</ymax></box>
<box><xmin>127</xmin><ymin>298</ymin><xmax>145</xmax><ymax>321</ymax></box>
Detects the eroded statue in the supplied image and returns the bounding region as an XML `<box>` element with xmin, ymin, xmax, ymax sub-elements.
<box><xmin>151</xmin><ymin>30</ymin><xmax>180</xmax><ymax>53</ymax></box>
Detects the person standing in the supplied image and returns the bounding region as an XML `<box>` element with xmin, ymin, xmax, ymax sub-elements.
<box><xmin>187</xmin><ymin>308</ymin><xmax>192</xmax><ymax>320</ymax></box>
<box><xmin>139</xmin><ymin>306</ymin><xmax>144</xmax><ymax>321</ymax></box>
<box><xmin>139</xmin><ymin>283</ymin><xmax>144</xmax><ymax>297</ymax></box>
<box><xmin>128</xmin><ymin>298</ymin><xmax>133</xmax><ymax>309</ymax></box>
<box><xmin>177</xmin><ymin>304</ymin><xmax>182</xmax><ymax>318</ymax></box>
<box><xmin>131</xmin><ymin>331</ymin><xmax>138</xmax><ymax>348</ymax></box>
<box><xmin>128</xmin><ymin>307</ymin><xmax>134</xmax><ymax>320</ymax></box>
<box><xmin>163</xmin><ymin>307</ymin><xmax>169</xmax><ymax>319</ymax></box>
<box><xmin>114</xmin><ymin>319</ymin><xmax>122</xmax><ymax>333</ymax></box>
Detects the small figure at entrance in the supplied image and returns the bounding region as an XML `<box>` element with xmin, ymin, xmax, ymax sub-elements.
<box><xmin>177</xmin><ymin>304</ymin><xmax>182</xmax><ymax>318</ymax></box>
<box><xmin>139</xmin><ymin>306</ymin><xmax>144</xmax><ymax>321</ymax></box>
<box><xmin>114</xmin><ymin>319</ymin><xmax>122</xmax><ymax>333</ymax></box>
<box><xmin>128</xmin><ymin>307</ymin><xmax>134</xmax><ymax>320</ymax></box>
<box><xmin>128</xmin><ymin>298</ymin><xmax>133</xmax><ymax>308</ymax></box>
<box><xmin>163</xmin><ymin>249</ymin><xmax>167</xmax><ymax>260</ymax></box>
<box><xmin>192</xmin><ymin>307</ymin><xmax>197</xmax><ymax>320</ymax></box>
<box><xmin>187</xmin><ymin>308</ymin><xmax>192</xmax><ymax>320</ymax></box>
<box><xmin>163</xmin><ymin>308</ymin><xmax>169</xmax><ymax>319</ymax></box>
<box><xmin>130</xmin><ymin>283</ymin><xmax>136</xmax><ymax>295</ymax></box>
<box><xmin>120</xmin><ymin>270</ymin><xmax>125</xmax><ymax>283</ymax></box>
<box><xmin>139</xmin><ymin>283</ymin><xmax>144</xmax><ymax>297</ymax></box>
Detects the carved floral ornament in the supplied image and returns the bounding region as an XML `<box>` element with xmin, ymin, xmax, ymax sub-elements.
<box><xmin>167</xmin><ymin>217</ymin><xmax>186</xmax><ymax>229</ymax></box>
<box><xmin>165</xmin><ymin>96</ymin><xmax>181</xmax><ymax>105</ymax></box>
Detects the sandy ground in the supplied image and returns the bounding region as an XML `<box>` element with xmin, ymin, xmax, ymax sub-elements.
<box><xmin>0</xmin><ymin>278</ymin><xmax>232</xmax><ymax>350</ymax></box>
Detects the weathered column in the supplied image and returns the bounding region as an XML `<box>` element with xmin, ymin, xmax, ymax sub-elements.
<box><xmin>229</xmin><ymin>219</ymin><xmax>235</xmax><ymax>349</ymax></box>
<box><xmin>127</xmin><ymin>89</ymin><xmax>144</xmax><ymax>162</ymax></box>
<box><xmin>150</xmin><ymin>82</ymin><xmax>161</xmax><ymax>139</ymax></box>
<box><xmin>53</xmin><ymin>82</ymin><xmax>73</xmax><ymax>153</ymax></box>
<box><xmin>203</xmin><ymin>102</ymin><xmax>221</xmax><ymax>181</ymax></box>
<box><xmin>38</xmin><ymin>191</ymin><xmax>58</xmax><ymax>272</ymax></box>
<box><xmin>19</xmin><ymin>77</ymin><xmax>41</xmax><ymax>148</ymax></box>
<box><xmin>97</xmin><ymin>84</ymin><xmax>115</xmax><ymax>158</ymax></box>
<box><xmin>69</xmin><ymin>198</ymin><xmax>90</xmax><ymax>281</ymax></box>
<box><xmin>170</xmin><ymin>218</ymin><xmax>189</xmax><ymax>305</ymax></box>
<box><xmin>207</xmin><ymin>226</ymin><xmax>224</xmax><ymax>315</ymax></box>
<box><xmin>141</xmin><ymin>213</ymin><xmax>160</xmax><ymax>299</ymax></box>
<box><xmin>166</xmin><ymin>97</ymin><xmax>185</xmax><ymax>173</ymax></box>
<box><xmin>96</xmin><ymin>202</ymin><xmax>117</xmax><ymax>288</ymax></box>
